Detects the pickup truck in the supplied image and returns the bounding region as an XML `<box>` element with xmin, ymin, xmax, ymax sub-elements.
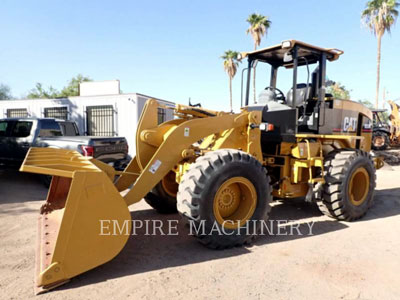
<box><xmin>0</xmin><ymin>118</ymin><xmax>129</xmax><ymax>171</ymax></box>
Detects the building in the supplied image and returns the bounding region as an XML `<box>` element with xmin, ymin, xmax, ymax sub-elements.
<box><xmin>0</xmin><ymin>80</ymin><xmax>174</xmax><ymax>156</ymax></box>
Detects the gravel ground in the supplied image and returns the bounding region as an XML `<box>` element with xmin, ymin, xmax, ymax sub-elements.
<box><xmin>0</xmin><ymin>164</ymin><xmax>399</xmax><ymax>300</ymax></box>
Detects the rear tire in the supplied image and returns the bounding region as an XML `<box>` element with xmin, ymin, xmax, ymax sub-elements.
<box><xmin>144</xmin><ymin>171</ymin><xmax>178</xmax><ymax>214</ymax></box>
<box><xmin>317</xmin><ymin>149</ymin><xmax>376</xmax><ymax>221</ymax></box>
<box><xmin>177</xmin><ymin>149</ymin><xmax>272</xmax><ymax>249</ymax></box>
<box><xmin>372</xmin><ymin>131</ymin><xmax>390</xmax><ymax>150</ymax></box>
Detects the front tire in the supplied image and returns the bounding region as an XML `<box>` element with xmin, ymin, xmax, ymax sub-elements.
<box><xmin>177</xmin><ymin>149</ymin><xmax>272</xmax><ymax>249</ymax></box>
<box><xmin>317</xmin><ymin>149</ymin><xmax>376</xmax><ymax>221</ymax></box>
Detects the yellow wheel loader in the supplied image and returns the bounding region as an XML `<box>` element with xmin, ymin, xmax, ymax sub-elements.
<box><xmin>371</xmin><ymin>100</ymin><xmax>400</xmax><ymax>150</ymax></box>
<box><xmin>20</xmin><ymin>40</ymin><xmax>382</xmax><ymax>293</ymax></box>
<box><xmin>388</xmin><ymin>100</ymin><xmax>400</xmax><ymax>145</ymax></box>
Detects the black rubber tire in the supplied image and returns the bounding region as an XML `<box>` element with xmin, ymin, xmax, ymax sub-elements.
<box><xmin>144</xmin><ymin>182</ymin><xmax>177</xmax><ymax>214</ymax></box>
<box><xmin>372</xmin><ymin>131</ymin><xmax>390</xmax><ymax>151</ymax></box>
<box><xmin>177</xmin><ymin>149</ymin><xmax>272</xmax><ymax>249</ymax></box>
<box><xmin>317</xmin><ymin>149</ymin><xmax>376</xmax><ymax>221</ymax></box>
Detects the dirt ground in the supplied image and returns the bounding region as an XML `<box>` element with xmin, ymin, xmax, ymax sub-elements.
<box><xmin>1</xmin><ymin>161</ymin><xmax>400</xmax><ymax>300</ymax></box>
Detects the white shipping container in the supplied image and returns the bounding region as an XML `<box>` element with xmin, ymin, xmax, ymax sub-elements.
<box><xmin>0</xmin><ymin>93</ymin><xmax>174</xmax><ymax>157</ymax></box>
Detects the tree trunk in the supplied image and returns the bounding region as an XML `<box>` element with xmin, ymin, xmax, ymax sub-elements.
<box><xmin>382</xmin><ymin>87</ymin><xmax>386</xmax><ymax>109</ymax></box>
<box><xmin>375</xmin><ymin>33</ymin><xmax>382</xmax><ymax>109</ymax></box>
<box><xmin>229</xmin><ymin>76</ymin><xmax>233</xmax><ymax>112</ymax></box>
<box><xmin>253</xmin><ymin>44</ymin><xmax>257</xmax><ymax>104</ymax></box>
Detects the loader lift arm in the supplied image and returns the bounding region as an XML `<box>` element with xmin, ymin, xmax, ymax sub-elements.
<box><xmin>119</xmin><ymin>99</ymin><xmax>262</xmax><ymax>206</ymax></box>
<box><xmin>19</xmin><ymin>99</ymin><xmax>263</xmax><ymax>293</ymax></box>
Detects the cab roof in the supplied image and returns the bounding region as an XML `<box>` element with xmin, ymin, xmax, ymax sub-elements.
<box><xmin>240</xmin><ymin>40</ymin><xmax>344</xmax><ymax>67</ymax></box>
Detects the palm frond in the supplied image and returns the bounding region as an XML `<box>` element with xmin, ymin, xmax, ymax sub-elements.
<box><xmin>246</xmin><ymin>13</ymin><xmax>271</xmax><ymax>48</ymax></box>
<box><xmin>361</xmin><ymin>0</ymin><xmax>399</xmax><ymax>35</ymax></box>
<box><xmin>221</xmin><ymin>50</ymin><xmax>241</xmax><ymax>78</ymax></box>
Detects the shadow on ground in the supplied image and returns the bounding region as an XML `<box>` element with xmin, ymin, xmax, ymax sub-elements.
<box><xmin>57</xmin><ymin>186</ymin><xmax>400</xmax><ymax>293</ymax></box>
<box><xmin>0</xmin><ymin>169</ymin><xmax>47</xmax><ymax>216</ymax></box>
<box><xmin>0</xmin><ymin>169</ymin><xmax>47</xmax><ymax>205</ymax></box>
<box><xmin>362</xmin><ymin>188</ymin><xmax>400</xmax><ymax>221</ymax></box>
<box><xmin>2</xmin><ymin>169</ymin><xmax>399</xmax><ymax>293</ymax></box>
<box><xmin>56</xmin><ymin>201</ymin><xmax>345</xmax><ymax>292</ymax></box>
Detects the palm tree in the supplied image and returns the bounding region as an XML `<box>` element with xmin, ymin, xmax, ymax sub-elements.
<box><xmin>221</xmin><ymin>50</ymin><xmax>240</xmax><ymax>112</ymax></box>
<box><xmin>362</xmin><ymin>0</ymin><xmax>399</xmax><ymax>108</ymax></box>
<box><xmin>246</xmin><ymin>13</ymin><xmax>271</xmax><ymax>103</ymax></box>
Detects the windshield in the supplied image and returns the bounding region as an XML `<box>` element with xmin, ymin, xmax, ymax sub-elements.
<box><xmin>0</xmin><ymin>121</ymin><xmax>33</xmax><ymax>138</ymax></box>
<box><xmin>245</xmin><ymin>61</ymin><xmax>312</xmax><ymax>105</ymax></box>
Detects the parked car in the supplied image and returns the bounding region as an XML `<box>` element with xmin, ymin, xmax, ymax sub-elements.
<box><xmin>0</xmin><ymin>118</ymin><xmax>129</xmax><ymax>184</ymax></box>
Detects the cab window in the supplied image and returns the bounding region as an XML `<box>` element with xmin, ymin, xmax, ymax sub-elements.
<box><xmin>60</xmin><ymin>122</ymin><xmax>79</xmax><ymax>136</ymax></box>
<box><xmin>11</xmin><ymin>121</ymin><xmax>33</xmax><ymax>138</ymax></box>
<box><xmin>0</xmin><ymin>121</ymin><xmax>9</xmax><ymax>137</ymax></box>
<box><xmin>39</xmin><ymin>120</ymin><xmax>62</xmax><ymax>137</ymax></box>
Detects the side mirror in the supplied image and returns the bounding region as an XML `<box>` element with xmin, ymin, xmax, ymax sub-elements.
<box><xmin>283</xmin><ymin>51</ymin><xmax>293</xmax><ymax>63</ymax></box>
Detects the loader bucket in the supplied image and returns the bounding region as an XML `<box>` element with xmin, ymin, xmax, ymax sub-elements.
<box><xmin>20</xmin><ymin>148</ymin><xmax>131</xmax><ymax>294</ymax></box>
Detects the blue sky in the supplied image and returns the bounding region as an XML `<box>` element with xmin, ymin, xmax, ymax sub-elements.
<box><xmin>1</xmin><ymin>0</ymin><xmax>399</xmax><ymax>111</ymax></box>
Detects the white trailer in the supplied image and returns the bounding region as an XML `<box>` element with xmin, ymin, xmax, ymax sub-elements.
<box><xmin>0</xmin><ymin>92</ymin><xmax>174</xmax><ymax>157</ymax></box>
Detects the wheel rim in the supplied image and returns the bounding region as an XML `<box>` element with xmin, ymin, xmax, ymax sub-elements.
<box><xmin>213</xmin><ymin>177</ymin><xmax>257</xmax><ymax>229</ymax></box>
<box><xmin>373</xmin><ymin>136</ymin><xmax>385</xmax><ymax>147</ymax></box>
<box><xmin>348</xmin><ymin>167</ymin><xmax>370</xmax><ymax>206</ymax></box>
<box><xmin>161</xmin><ymin>171</ymin><xmax>179</xmax><ymax>197</ymax></box>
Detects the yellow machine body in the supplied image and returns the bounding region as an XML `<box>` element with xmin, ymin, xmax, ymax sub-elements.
<box><xmin>20</xmin><ymin>98</ymin><xmax>381</xmax><ymax>293</ymax></box>
<box><xmin>18</xmin><ymin>39</ymin><xmax>383</xmax><ymax>293</ymax></box>
<box><xmin>388</xmin><ymin>100</ymin><xmax>400</xmax><ymax>145</ymax></box>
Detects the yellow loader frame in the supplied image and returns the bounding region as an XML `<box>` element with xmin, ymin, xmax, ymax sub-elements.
<box><xmin>21</xmin><ymin>99</ymin><xmax>264</xmax><ymax>293</ymax></box>
<box><xmin>20</xmin><ymin>99</ymin><xmax>382</xmax><ymax>293</ymax></box>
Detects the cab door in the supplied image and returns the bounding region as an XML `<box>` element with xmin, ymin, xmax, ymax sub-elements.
<box><xmin>8</xmin><ymin>121</ymin><xmax>34</xmax><ymax>162</ymax></box>
<box><xmin>0</xmin><ymin>120</ymin><xmax>12</xmax><ymax>160</ymax></box>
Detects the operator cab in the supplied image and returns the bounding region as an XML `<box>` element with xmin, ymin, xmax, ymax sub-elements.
<box><xmin>240</xmin><ymin>40</ymin><xmax>344</xmax><ymax>142</ymax></box>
